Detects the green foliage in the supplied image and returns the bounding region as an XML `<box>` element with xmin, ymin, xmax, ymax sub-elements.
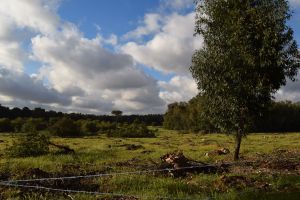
<box><xmin>254</xmin><ymin>101</ymin><xmax>300</xmax><ymax>132</ymax></box>
<box><xmin>111</xmin><ymin>110</ymin><xmax>123</xmax><ymax>116</ymax></box>
<box><xmin>51</xmin><ymin>118</ymin><xmax>81</xmax><ymax>137</ymax></box>
<box><xmin>97</xmin><ymin>121</ymin><xmax>116</xmax><ymax>134</ymax></box>
<box><xmin>165</xmin><ymin>99</ymin><xmax>300</xmax><ymax>133</ymax></box>
<box><xmin>191</xmin><ymin>0</ymin><xmax>300</xmax><ymax>134</ymax></box>
<box><xmin>107</xmin><ymin>121</ymin><xmax>156</xmax><ymax>138</ymax></box>
<box><xmin>11</xmin><ymin>117</ymin><xmax>25</xmax><ymax>132</ymax></box>
<box><xmin>9</xmin><ymin>132</ymin><xmax>50</xmax><ymax>157</ymax></box>
<box><xmin>0</xmin><ymin>118</ymin><xmax>13</xmax><ymax>132</ymax></box>
<box><xmin>21</xmin><ymin>118</ymin><xmax>48</xmax><ymax>133</ymax></box>
<box><xmin>80</xmin><ymin>120</ymin><xmax>99</xmax><ymax>134</ymax></box>
<box><xmin>163</xmin><ymin>102</ymin><xmax>190</xmax><ymax>130</ymax></box>
<box><xmin>164</xmin><ymin>96</ymin><xmax>215</xmax><ymax>132</ymax></box>
<box><xmin>191</xmin><ymin>0</ymin><xmax>300</xmax><ymax>159</ymax></box>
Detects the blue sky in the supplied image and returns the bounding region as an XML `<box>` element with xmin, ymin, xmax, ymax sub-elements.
<box><xmin>58</xmin><ymin>0</ymin><xmax>195</xmax><ymax>38</ymax></box>
<box><xmin>0</xmin><ymin>0</ymin><xmax>300</xmax><ymax>114</ymax></box>
<box><xmin>57</xmin><ymin>0</ymin><xmax>300</xmax><ymax>44</ymax></box>
<box><xmin>56</xmin><ymin>0</ymin><xmax>195</xmax><ymax>83</ymax></box>
<box><xmin>59</xmin><ymin>0</ymin><xmax>161</xmax><ymax>37</ymax></box>
<box><xmin>56</xmin><ymin>0</ymin><xmax>300</xmax><ymax>84</ymax></box>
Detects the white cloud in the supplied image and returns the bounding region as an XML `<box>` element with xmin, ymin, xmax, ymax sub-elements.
<box><xmin>0</xmin><ymin>67</ymin><xmax>70</xmax><ymax>105</ymax></box>
<box><xmin>1</xmin><ymin>0</ymin><xmax>299</xmax><ymax>115</ymax></box>
<box><xmin>159</xmin><ymin>75</ymin><xmax>198</xmax><ymax>104</ymax></box>
<box><xmin>0</xmin><ymin>0</ymin><xmax>166</xmax><ymax>114</ymax></box>
<box><xmin>0</xmin><ymin>0</ymin><xmax>59</xmax><ymax>35</ymax></box>
<box><xmin>275</xmin><ymin>75</ymin><xmax>300</xmax><ymax>102</ymax></box>
<box><xmin>122</xmin><ymin>12</ymin><xmax>203</xmax><ymax>75</ymax></box>
<box><xmin>0</xmin><ymin>14</ymin><xmax>26</xmax><ymax>71</ymax></box>
<box><xmin>31</xmin><ymin>24</ymin><xmax>165</xmax><ymax>113</ymax></box>
<box><xmin>124</xmin><ymin>13</ymin><xmax>162</xmax><ymax>39</ymax></box>
<box><xmin>105</xmin><ymin>34</ymin><xmax>118</xmax><ymax>46</ymax></box>
<box><xmin>0</xmin><ymin>0</ymin><xmax>60</xmax><ymax>72</ymax></box>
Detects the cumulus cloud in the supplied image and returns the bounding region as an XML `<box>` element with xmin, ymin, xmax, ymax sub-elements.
<box><xmin>0</xmin><ymin>0</ymin><xmax>60</xmax><ymax>72</ymax></box>
<box><xmin>122</xmin><ymin>12</ymin><xmax>203</xmax><ymax>75</ymax></box>
<box><xmin>124</xmin><ymin>13</ymin><xmax>162</xmax><ymax>39</ymax></box>
<box><xmin>0</xmin><ymin>14</ymin><xmax>26</xmax><ymax>71</ymax></box>
<box><xmin>0</xmin><ymin>0</ymin><xmax>72</xmax><ymax>108</ymax></box>
<box><xmin>0</xmin><ymin>67</ymin><xmax>70</xmax><ymax>105</ymax></box>
<box><xmin>0</xmin><ymin>0</ymin><xmax>59</xmax><ymax>35</ymax></box>
<box><xmin>31</xmin><ymin>23</ymin><xmax>165</xmax><ymax>113</ymax></box>
<box><xmin>275</xmin><ymin>75</ymin><xmax>300</xmax><ymax>102</ymax></box>
<box><xmin>0</xmin><ymin>0</ymin><xmax>166</xmax><ymax>114</ymax></box>
<box><xmin>159</xmin><ymin>76</ymin><xmax>198</xmax><ymax>104</ymax></box>
<box><xmin>1</xmin><ymin>0</ymin><xmax>298</xmax><ymax>114</ymax></box>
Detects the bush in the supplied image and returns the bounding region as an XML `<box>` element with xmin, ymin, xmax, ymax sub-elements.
<box><xmin>80</xmin><ymin>120</ymin><xmax>99</xmax><ymax>134</ymax></box>
<box><xmin>97</xmin><ymin>121</ymin><xmax>116</xmax><ymax>134</ymax></box>
<box><xmin>21</xmin><ymin>118</ymin><xmax>48</xmax><ymax>133</ymax></box>
<box><xmin>0</xmin><ymin>118</ymin><xmax>13</xmax><ymax>132</ymax></box>
<box><xmin>51</xmin><ymin>118</ymin><xmax>81</xmax><ymax>137</ymax></box>
<box><xmin>107</xmin><ymin>122</ymin><xmax>156</xmax><ymax>138</ymax></box>
<box><xmin>11</xmin><ymin>117</ymin><xmax>25</xmax><ymax>132</ymax></box>
<box><xmin>163</xmin><ymin>96</ymin><xmax>216</xmax><ymax>133</ymax></box>
<box><xmin>9</xmin><ymin>132</ymin><xmax>50</xmax><ymax>157</ymax></box>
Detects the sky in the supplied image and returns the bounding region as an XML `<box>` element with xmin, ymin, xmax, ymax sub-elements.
<box><xmin>0</xmin><ymin>0</ymin><xmax>299</xmax><ymax>114</ymax></box>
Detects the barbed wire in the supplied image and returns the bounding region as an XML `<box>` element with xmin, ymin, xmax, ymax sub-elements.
<box><xmin>1</xmin><ymin>164</ymin><xmax>224</xmax><ymax>184</ymax></box>
<box><xmin>0</xmin><ymin>181</ymin><xmax>200</xmax><ymax>200</ymax></box>
<box><xmin>0</xmin><ymin>163</ymin><xmax>231</xmax><ymax>199</ymax></box>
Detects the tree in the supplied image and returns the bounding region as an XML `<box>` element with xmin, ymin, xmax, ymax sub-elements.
<box><xmin>190</xmin><ymin>0</ymin><xmax>300</xmax><ymax>160</ymax></box>
<box><xmin>80</xmin><ymin>120</ymin><xmax>99</xmax><ymax>134</ymax></box>
<box><xmin>163</xmin><ymin>102</ymin><xmax>189</xmax><ymax>130</ymax></box>
<box><xmin>163</xmin><ymin>96</ymin><xmax>215</xmax><ymax>132</ymax></box>
<box><xmin>51</xmin><ymin>118</ymin><xmax>81</xmax><ymax>137</ymax></box>
<box><xmin>111</xmin><ymin>110</ymin><xmax>123</xmax><ymax>116</ymax></box>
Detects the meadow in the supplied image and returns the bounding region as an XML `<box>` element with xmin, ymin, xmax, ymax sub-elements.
<box><xmin>0</xmin><ymin>129</ymin><xmax>299</xmax><ymax>200</ymax></box>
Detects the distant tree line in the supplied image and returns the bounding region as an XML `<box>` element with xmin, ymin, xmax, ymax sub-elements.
<box><xmin>164</xmin><ymin>96</ymin><xmax>300</xmax><ymax>133</ymax></box>
<box><xmin>0</xmin><ymin>104</ymin><xmax>163</xmax><ymax>125</ymax></box>
<box><xmin>0</xmin><ymin>104</ymin><xmax>161</xmax><ymax>138</ymax></box>
<box><xmin>0</xmin><ymin>117</ymin><xmax>157</xmax><ymax>138</ymax></box>
<box><xmin>253</xmin><ymin>101</ymin><xmax>300</xmax><ymax>132</ymax></box>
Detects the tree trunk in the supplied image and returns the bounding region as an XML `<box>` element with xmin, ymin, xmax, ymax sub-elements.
<box><xmin>234</xmin><ymin>132</ymin><xmax>242</xmax><ymax>161</ymax></box>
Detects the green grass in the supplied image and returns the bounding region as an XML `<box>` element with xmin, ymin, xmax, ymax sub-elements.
<box><xmin>0</xmin><ymin>129</ymin><xmax>299</xmax><ymax>199</ymax></box>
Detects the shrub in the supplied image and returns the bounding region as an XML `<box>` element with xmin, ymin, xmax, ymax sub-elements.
<box><xmin>51</xmin><ymin>118</ymin><xmax>81</xmax><ymax>137</ymax></box>
<box><xmin>80</xmin><ymin>120</ymin><xmax>99</xmax><ymax>134</ymax></box>
<box><xmin>11</xmin><ymin>117</ymin><xmax>25</xmax><ymax>132</ymax></box>
<box><xmin>9</xmin><ymin>132</ymin><xmax>50</xmax><ymax>157</ymax></box>
<box><xmin>0</xmin><ymin>118</ymin><xmax>13</xmax><ymax>132</ymax></box>
<box><xmin>107</xmin><ymin>122</ymin><xmax>156</xmax><ymax>138</ymax></box>
<box><xmin>21</xmin><ymin>118</ymin><xmax>48</xmax><ymax>133</ymax></box>
<box><xmin>97</xmin><ymin>121</ymin><xmax>116</xmax><ymax>134</ymax></box>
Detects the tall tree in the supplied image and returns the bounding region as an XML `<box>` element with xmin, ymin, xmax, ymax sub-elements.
<box><xmin>190</xmin><ymin>0</ymin><xmax>300</xmax><ymax>160</ymax></box>
<box><xmin>111</xmin><ymin>110</ymin><xmax>123</xmax><ymax>116</ymax></box>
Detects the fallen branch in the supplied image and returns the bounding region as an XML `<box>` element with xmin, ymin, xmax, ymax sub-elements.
<box><xmin>49</xmin><ymin>142</ymin><xmax>75</xmax><ymax>154</ymax></box>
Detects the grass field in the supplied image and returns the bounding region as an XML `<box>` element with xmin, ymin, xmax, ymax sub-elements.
<box><xmin>0</xmin><ymin>129</ymin><xmax>299</xmax><ymax>200</ymax></box>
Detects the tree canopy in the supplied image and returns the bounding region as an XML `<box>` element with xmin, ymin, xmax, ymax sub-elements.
<box><xmin>111</xmin><ymin>110</ymin><xmax>123</xmax><ymax>116</ymax></box>
<box><xmin>190</xmin><ymin>0</ymin><xmax>300</xmax><ymax>160</ymax></box>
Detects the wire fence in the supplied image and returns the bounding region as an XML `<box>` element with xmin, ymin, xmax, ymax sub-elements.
<box><xmin>0</xmin><ymin>164</ymin><xmax>223</xmax><ymax>200</ymax></box>
<box><xmin>1</xmin><ymin>164</ymin><xmax>220</xmax><ymax>183</ymax></box>
<box><xmin>0</xmin><ymin>181</ymin><xmax>197</xmax><ymax>200</ymax></box>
